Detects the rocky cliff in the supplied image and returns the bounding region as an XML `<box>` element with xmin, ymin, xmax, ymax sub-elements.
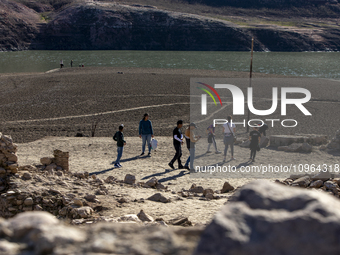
<box><xmin>30</xmin><ymin>2</ymin><xmax>253</xmax><ymax>51</ymax></box>
<box><xmin>1</xmin><ymin>0</ymin><xmax>340</xmax><ymax>51</ymax></box>
<box><xmin>0</xmin><ymin>0</ymin><xmax>40</xmax><ymax>51</ymax></box>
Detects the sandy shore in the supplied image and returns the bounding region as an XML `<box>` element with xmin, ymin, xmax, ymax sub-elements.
<box><xmin>15</xmin><ymin>136</ymin><xmax>339</xmax><ymax>225</ymax></box>
<box><xmin>1</xmin><ymin>67</ymin><xmax>339</xmax><ymax>143</ymax></box>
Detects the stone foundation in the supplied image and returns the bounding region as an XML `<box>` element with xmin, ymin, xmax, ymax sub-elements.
<box><xmin>270</xmin><ymin>134</ymin><xmax>328</xmax><ymax>147</ymax></box>
<box><xmin>53</xmin><ymin>149</ymin><xmax>69</xmax><ymax>171</ymax></box>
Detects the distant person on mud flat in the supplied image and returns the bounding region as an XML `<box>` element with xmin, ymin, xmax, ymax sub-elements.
<box><xmin>70</xmin><ymin>60</ymin><xmax>73</xmax><ymax>67</ymax></box>
<box><xmin>222</xmin><ymin>115</ymin><xmax>236</xmax><ymax>162</ymax></box>
<box><xmin>60</xmin><ymin>60</ymin><xmax>64</xmax><ymax>68</ymax></box>
<box><xmin>168</xmin><ymin>120</ymin><xmax>184</xmax><ymax>170</ymax></box>
<box><xmin>258</xmin><ymin>122</ymin><xmax>268</xmax><ymax>136</ymax></box>
<box><xmin>249</xmin><ymin>125</ymin><xmax>261</xmax><ymax>163</ymax></box>
<box><xmin>184</xmin><ymin>123</ymin><xmax>201</xmax><ymax>171</ymax></box>
<box><xmin>206</xmin><ymin>123</ymin><xmax>221</xmax><ymax>154</ymax></box>
<box><xmin>139</xmin><ymin>113</ymin><xmax>154</xmax><ymax>157</ymax></box>
<box><xmin>113</xmin><ymin>124</ymin><xmax>126</xmax><ymax>168</ymax></box>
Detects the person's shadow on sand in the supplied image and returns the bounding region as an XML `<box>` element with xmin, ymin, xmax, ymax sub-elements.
<box><xmin>90</xmin><ymin>167</ymin><xmax>116</xmax><ymax>176</ymax></box>
<box><xmin>110</xmin><ymin>156</ymin><xmax>142</xmax><ymax>164</ymax></box>
<box><xmin>157</xmin><ymin>170</ymin><xmax>189</xmax><ymax>182</ymax></box>
<box><xmin>141</xmin><ymin>168</ymin><xmax>182</xmax><ymax>180</ymax></box>
<box><xmin>235</xmin><ymin>161</ymin><xmax>253</xmax><ymax>169</ymax></box>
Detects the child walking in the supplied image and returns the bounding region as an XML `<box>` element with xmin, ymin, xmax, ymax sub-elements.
<box><xmin>113</xmin><ymin>124</ymin><xmax>126</xmax><ymax>168</ymax></box>
<box><xmin>249</xmin><ymin>126</ymin><xmax>261</xmax><ymax>162</ymax></box>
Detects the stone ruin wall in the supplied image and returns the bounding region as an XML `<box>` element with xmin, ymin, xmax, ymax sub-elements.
<box><xmin>0</xmin><ymin>132</ymin><xmax>70</xmax><ymax>218</ymax></box>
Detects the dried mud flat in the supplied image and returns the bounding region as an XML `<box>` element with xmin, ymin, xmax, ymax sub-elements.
<box><xmin>1</xmin><ymin>67</ymin><xmax>340</xmax><ymax>143</ymax></box>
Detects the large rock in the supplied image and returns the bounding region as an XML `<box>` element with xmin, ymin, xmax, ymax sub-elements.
<box><xmin>124</xmin><ymin>174</ymin><xmax>136</xmax><ymax>185</ymax></box>
<box><xmin>324</xmin><ymin>181</ymin><xmax>338</xmax><ymax>191</ymax></box>
<box><xmin>148</xmin><ymin>193</ymin><xmax>170</xmax><ymax>203</ymax></box>
<box><xmin>309</xmin><ymin>180</ymin><xmax>323</xmax><ymax>188</ymax></box>
<box><xmin>7</xmin><ymin>153</ymin><xmax>18</xmax><ymax>162</ymax></box>
<box><xmin>291</xmin><ymin>175</ymin><xmax>311</xmax><ymax>187</ymax></box>
<box><xmin>71</xmin><ymin>206</ymin><xmax>93</xmax><ymax>219</ymax></box>
<box><xmin>221</xmin><ymin>181</ymin><xmax>235</xmax><ymax>193</ymax></box>
<box><xmin>189</xmin><ymin>184</ymin><xmax>204</xmax><ymax>193</ymax></box>
<box><xmin>311</xmin><ymin>170</ymin><xmax>331</xmax><ymax>181</ymax></box>
<box><xmin>146</xmin><ymin>177</ymin><xmax>158</xmax><ymax>188</ymax></box>
<box><xmin>193</xmin><ymin>180</ymin><xmax>340</xmax><ymax>255</ymax></box>
<box><xmin>8</xmin><ymin>212</ymin><xmax>87</xmax><ymax>254</ymax></box>
<box><xmin>40</xmin><ymin>157</ymin><xmax>53</xmax><ymax>165</ymax></box>
<box><xmin>22</xmin><ymin>172</ymin><xmax>32</xmax><ymax>180</ymax></box>
<box><xmin>137</xmin><ymin>210</ymin><xmax>154</xmax><ymax>222</ymax></box>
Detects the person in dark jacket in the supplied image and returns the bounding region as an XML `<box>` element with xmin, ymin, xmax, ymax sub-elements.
<box><xmin>139</xmin><ymin>113</ymin><xmax>154</xmax><ymax>156</ymax></box>
<box><xmin>249</xmin><ymin>126</ymin><xmax>261</xmax><ymax>162</ymax></box>
<box><xmin>113</xmin><ymin>124</ymin><xmax>126</xmax><ymax>168</ymax></box>
<box><xmin>168</xmin><ymin>120</ymin><xmax>184</xmax><ymax>170</ymax></box>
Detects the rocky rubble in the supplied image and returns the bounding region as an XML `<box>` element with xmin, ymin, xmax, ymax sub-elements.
<box><xmin>194</xmin><ymin>180</ymin><xmax>340</xmax><ymax>255</ymax></box>
<box><xmin>274</xmin><ymin>170</ymin><xmax>340</xmax><ymax>198</ymax></box>
<box><xmin>0</xmin><ymin>133</ymin><xmax>19</xmax><ymax>174</ymax></box>
<box><xmin>176</xmin><ymin>182</ymin><xmax>234</xmax><ymax>201</ymax></box>
<box><xmin>270</xmin><ymin>134</ymin><xmax>328</xmax><ymax>147</ymax></box>
<box><xmin>5</xmin><ymin>179</ymin><xmax>340</xmax><ymax>255</ymax></box>
<box><xmin>0</xmin><ymin>211</ymin><xmax>203</xmax><ymax>255</ymax></box>
<box><xmin>239</xmin><ymin>134</ymin><xmax>330</xmax><ymax>153</ymax></box>
<box><xmin>278</xmin><ymin>142</ymin><xmax>313</xmax><ymax>152</ymax></box>
<box><xmin>0</xmin><ymin>133</ymin><xmax>238</xmax><ymax>235</ymax></box>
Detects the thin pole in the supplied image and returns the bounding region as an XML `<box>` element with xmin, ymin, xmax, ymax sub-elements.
<box><xmin>246</xmin><ymin>37</ymin><xmax>254</xmax><ymax>133</ymax></box>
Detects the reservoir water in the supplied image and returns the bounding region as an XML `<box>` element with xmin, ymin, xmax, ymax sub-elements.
<box><xmin>0</xmin><ymin>50</ymin><xmax>339</xmax><ymax>79</ymax></box>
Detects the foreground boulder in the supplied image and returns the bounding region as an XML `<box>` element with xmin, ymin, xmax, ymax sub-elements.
<box><xmin>0</xmin><ymin>211</ymin><xmax>202</xmax><ymax>255</ymax></box>
<box><xmin>124</xmin><ymin>174</ymin><xmax>136</xmax><ymax>185</ymax></box>
<box><xmin>193</xmin><ymin>180</ymin><xmax>340</xmax><ymax>255</ymax></box>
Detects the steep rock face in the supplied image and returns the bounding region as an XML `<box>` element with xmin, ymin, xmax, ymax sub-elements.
<box><xmin>29</xmin><ymin>2</ymin><xmax>340</xmax><ymax>51</ymax></box>
<box><xmin>0</xmin><ymin>0</ymin><xmax>40</xmax><ymax>51</ymax></box>
<box><xmin>2</xmin><ymin>1</ymin><xmax>340</xmax><ymax>51</ymax></box>
<box><xmin>31</xmin><ymin>2</ymin><xmax>251</xmax><ymax>51</ymax></box>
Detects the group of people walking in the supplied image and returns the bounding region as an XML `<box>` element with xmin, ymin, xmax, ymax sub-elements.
<box><xmin>112</xmin><ymin>113</ymin><xmax>267</xmax><ymax>169</ymax></box>
<box><xmin>167</xmin><ymin>115</ymin><xmax>268</xmax><ymax>170</ymax></box>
